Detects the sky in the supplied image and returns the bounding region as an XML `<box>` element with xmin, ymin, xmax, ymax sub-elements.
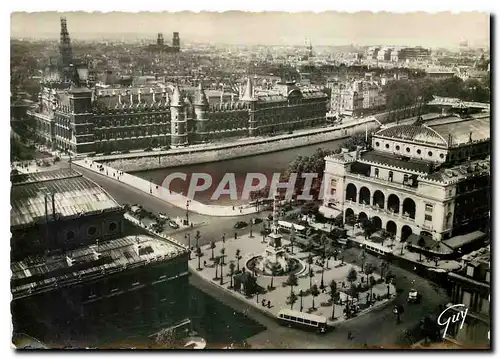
<box><xmin>10</xmin><ymin>11</ymin><xmax>490</xmax><ymax>48</ymax></box>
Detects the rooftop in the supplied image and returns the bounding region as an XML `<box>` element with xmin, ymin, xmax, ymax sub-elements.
<box><xmin>374</xmin><ymin>124</ymin><xmax>448</xmax><ymax>147</ymax></box>
<box><xmin>11</xmin><ymin>169</ymin><xmax>120</xmax><ymax>228</ymax></box>
<box><xmin>360</xmin><ymin>151</ymin><xmax>434</xmax><ymax>174</ymax></box>
<box><xmin>11</xmin><ymin>235</ymin><xmax>185</xmax><ymax>299</ymax></box>
<box><xmin>429</xmin><ymin>116</ymin><xmax>490</xmax><ymax>147</ymax></box>
<box><xmin>422</xmin><ymin>158</ymin><xmax>490</xmax><ymax>184</ymax></box>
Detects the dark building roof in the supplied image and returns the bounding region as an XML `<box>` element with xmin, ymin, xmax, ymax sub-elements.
<box><xmin>11</xmin><ymin>169</ymin><xmax>120</xmax><ymax>228</ymax></box>
<box><xmin>360</xmin><ymin>151</ymin><xmax>435</xmax><ymax>174</ymax></box>
<box><xmin>11</xmin><ymin>235</ymin><xmax>185</xmax><ymax>298</ymax></box>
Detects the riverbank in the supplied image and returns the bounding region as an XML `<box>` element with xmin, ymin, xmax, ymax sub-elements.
<box><xmin>96</xmin><ymin>117</ymin><xmax>382</xmax><ymax>172</ymax></box>
<box><xmin>73</xmin><ymin>159</ymin><xmax>260</xmax><ymax>217</ymax></box>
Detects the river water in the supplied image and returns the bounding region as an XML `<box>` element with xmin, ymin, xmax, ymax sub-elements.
<box><xmin>135</xmin><ymin>138</ymin><xmax>350</xmax><ymax>205</ymax></box>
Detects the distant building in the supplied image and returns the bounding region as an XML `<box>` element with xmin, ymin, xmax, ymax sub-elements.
<box><xmin>446</xmin><ymin>246</ymin><xmax>490</xmax><ymax>348</ymax></box>
<box><xmin>320</xmin><ymin>112</ymin><xmax>490</xmax><ymax>242</ymax></box>
<box><xmin>29</xmin><ymin>78</ymin><xmax>329</xmax><ymax>154</ymax></box>
<box><xmin>145</xmin><ymin>32</ymin><xmax>181</xmax><ymax>53</ymax></box>
<box><xmin>10</xmin><ymin>168</ymin><xmax>190</xmax><ymax>346</ymax></box>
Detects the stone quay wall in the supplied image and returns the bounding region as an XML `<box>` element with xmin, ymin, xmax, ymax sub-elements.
<box><xmin>99</xmin><ymin>118</ymin><xmax>381</xmax><ymax>173</ymax></box>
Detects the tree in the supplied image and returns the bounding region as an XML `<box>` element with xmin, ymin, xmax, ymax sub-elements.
<box><xmin>308</xmin><ymin>267</ymin><xmax>315</xmax><ymax>290</ymax></box>
<box><xmin>417</xmin><ymin>237</ymin><xmax>426</xmax><ymax>262</ymax></box>
<box><xmin>219</xmin><ymin>255</ymin><xmax>225</xmax><ymax>285</ymax></box>
<box><xmin>209</xmin><ymin>241</ymin><xmax>216</xmax><ymax>260</ymax></box>
<box><xmin>195</xmin><ymin>247</ymin><xmax>202</xmax><ymax>270</ymax></box>
<box><xmin>289</xmin><ymin>226</ymin><xmax>296</xmax><ymax>254</ymax></box>
<box><xmin>346</xmin><ymin>267</ymin><xmax>358</xmax><ymax>304</ymax></box>
<box><xmin>310</xmin><ymin>284</ymin><xmax>320</xmax><ymax>310</ymax></box>
<box><xmin>368</xmin><ymin>275</ymin><xmax>376</xmax><ymax>304</ymax></box>
<box><xmin>228</xmin><ymin>261</ymin><xmax>236</xmax><ymax>288</ymax></box>
<box><xmin>235</xmin><ymin>249</ymin><xmax>242</xmax><ymax>271</ymax></box>
<box><xmin>213</xmin><ymin>257</ymin><xmax>220</xmax><ymax>279</ymax></box>
<box><xmin>286</xmin><ymin>273</ymin><xmax>298</xmax><ymax>297</ymax></box>
<box><xmin>220</xmin><ymin>247</ymin><xmax>226</xmax><ymax>265</ymax></box>
<box><xmin>360</xmin><ymin>250</ymin><xmax>367</xmax><ymax>272</ymax></box>
<box><xmin>364</xmin><ymin>263</ymin><xmax>374</xmax><ymax>284</ymax></box>
<box><xmin>195</xmin><ymin>230</ymin><xmax>201</xmax><ymax>248</ymax></box>
<box><xmin>329</xmin><ymin>280</ymin><xmax>340</xmax><ymax>320</ymax></box>
<box><xmin>288</xmin><ymin>291</ymin><xmax>298</xmax><ymax>310</ymax></box>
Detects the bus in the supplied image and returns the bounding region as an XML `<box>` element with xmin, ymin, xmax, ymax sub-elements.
<box><xmin>277</xmin><ymin>309</ymin><xmax>328</xmax><ymax>333</ymax></box>
<box><xmin>277</xmin><ymin>221</ymin><xmax>305</xmax><ymax>234</ymax></box>
<box><xmin>362</xmin><ymin>241</ymin><xmax>392</xmax><ymax>258</ymax></box>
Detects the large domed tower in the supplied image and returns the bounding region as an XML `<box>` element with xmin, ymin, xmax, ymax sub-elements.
<box><xmin>170</xmin><ymin>85</ymin><xmax>188</xmax><ymax>147</ymax></box>
<box><xmin>194</xmin><ymin>82</ymin><xmax>209</xmax><ymax>144</ymax></box>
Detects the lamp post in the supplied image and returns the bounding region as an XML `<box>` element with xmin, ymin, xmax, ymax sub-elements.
<box><xmin>222</xmin><ymin>233</ymin><xmax>226</xmax><ymax>250</ymax></box>
<box><xmin>250</xmin><ymin>220</ymin><xmax>253</xmax><ymax>238</ymax></box>
<box><xmin>185</xmin><ymin>233</ymin><xmax>191</xmax><ymax>251</ymax></box>
<box><xmin>299</xmin><ymin>290</ymin><xmax>304</xmax><ymax>312</ymax></box>
<box><xmin>185</xmin><ymin>199</ymin><xmax>191</xmax><ymax>225</ymax></box>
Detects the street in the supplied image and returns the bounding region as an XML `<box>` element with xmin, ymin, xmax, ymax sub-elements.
<box><xmin>76</xmin><ymin>162</ymin><xmax>450</xmax><ymax>348</ymax></box>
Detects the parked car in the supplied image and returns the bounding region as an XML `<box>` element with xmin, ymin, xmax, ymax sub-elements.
<box><xmin>234</xmin><ymin>221</ymin><xmax>248</xmax><ymax>229</ymax></box>
<box><xmin>407</xmin><ymin>289</ymin><xmax>420</xmax><ymax>303</ymax></box>
<box><xmin>168</xmin><ymin>220</ymin><xmax>180</xmax><ymax>229</ymax></box>
<box><xmin>252</xmin><ymin>218</ymin><xmax>263</xmax><ymax>225</ymax></box>
<box><xmin>158</xmin><ymin>213</ymin><xmax>169</xmax><ymax>220</ymax></box>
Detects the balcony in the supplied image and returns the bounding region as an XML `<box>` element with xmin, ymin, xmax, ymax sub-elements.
<box><xmin>346</xmin><ymin>172</ymin><xmax>418</xmax><ymax>193</ymax></box>
<box><xmin>345</xmin><ymin>199</ymin><xmax>416</xmax><ymax>222</ymax></box>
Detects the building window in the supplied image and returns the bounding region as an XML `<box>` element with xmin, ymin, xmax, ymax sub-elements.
<box><xmin>424</xmin><ymin>214</ymin><xmax>432</xmax><ymax>221</ymax></box>
<box><xmin>403</xmin><ymin>174</ymin><xmax>409</xmax><ymax>183</ymax></box>
<box><xmin>439</xmin><ymin>153</ymin><xmax>444</xmax><ymax>159</ymax></box>
<box><xmin>425</xmin><ymin>204</ymin><xmax>433</xmax><ymax>213</ymax></box>
<box><xmin>385</xmin><ymin>144</ymin><xmax>389</xmax><ymax>149</ymax></box>
<box><xmin>406</xmin><ymin>147</ymin><xmax>411</xmax><ymax>153</ymax></box>
<box><xmin>375</xmin><ymin>141</ymin><xmax>380</xmax><ymax>147</ymax></box>
<box><xmin>66</xmin><ymin>231</ymin><xmax>75</xmax><ymax>241</ymax></box>
<box><xmin>428</xmin><ymin>151</ymin><xmax>433</xmax><ymax>157</ymax></box>
<box><xmin>395</xmin><ymin>145</ymin><xmax>400</xmax><ymax>151</ymax></box>
<box><xmin>374</xmin><ymin>168</ymin><xmax>379</xmax><ymax>178</ymax></box>
<box><xmin>109</xmin><ymin>222</ymin><xmax>118</xmax><ymax>232</ymax></box>
<box><xmin>87</xmin><ymin>226</ymin><xmax>97</xmax><ymax>236</ymax></box>
<box><xmin>466</xmin><ymin>266</ymin><xmax>474</xmax><ymax>277</ymax></box>
<box><xmin>388</xmin><ymin>171</ymin><xmax>393</xmax><ymax>182</ymax></box>
<box><xmin>462</xmin><ymin>291</ymin><xmax>472</xmax><ymax>307</ymax></box>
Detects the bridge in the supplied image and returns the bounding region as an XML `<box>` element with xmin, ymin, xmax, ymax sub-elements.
<box><xmin>427</xmin><ymin>96</ymin><xmax>490</xmax><ymax>111</ymax></box>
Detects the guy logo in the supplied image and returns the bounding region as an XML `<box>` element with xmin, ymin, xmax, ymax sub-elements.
<box><xmin>437</xmin><ymin>304</ymin><xmax>468</xmax><ymax>339</ymax></box>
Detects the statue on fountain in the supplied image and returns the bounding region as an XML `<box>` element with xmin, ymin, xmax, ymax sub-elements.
<box><xmin>258</xmin><ymin>191</ymin><xmax>291</xmax><ymax>274</ymax></box>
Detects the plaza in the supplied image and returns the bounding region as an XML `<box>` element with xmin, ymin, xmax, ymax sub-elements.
<box><xmin>188</xmin><ymin>231</ymin><xmax>396</xmax><ymax>326</ymax></box>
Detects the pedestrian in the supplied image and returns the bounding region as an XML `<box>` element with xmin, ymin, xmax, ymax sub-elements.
<box><xmin>267</xmin><ymin>300</ymin><xmax>271</xmax><ymax>308</ymax></box>
<box><xmin>232</xmin><ymin>205</ymin><xmax>235</xmax><ymax>210</ymax></box>
<box><xmin>203</xmin><ymin>260</ymin><xmax>206</xmax><ymax>267</ymax></box>
<box><xmin>262</xmin><ymin>299</ymin><xmax>266</xmax><ymax>306</ymax></box>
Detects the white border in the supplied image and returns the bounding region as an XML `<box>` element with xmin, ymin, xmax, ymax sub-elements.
<box><xmin>2</xmin><ymin>1</ymin><xmax>496</xmax><ymax>359</ymax></box>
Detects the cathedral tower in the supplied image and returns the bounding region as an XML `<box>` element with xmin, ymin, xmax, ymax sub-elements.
<box><xmin>59</xmin><ymin>17</ymin><xmax>73</xmax><ymax>80</ymax></box>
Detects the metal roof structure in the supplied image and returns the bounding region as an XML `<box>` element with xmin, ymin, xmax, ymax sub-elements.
<box><xmin>11</xmin><ymin>169</ymin><xmax>120</xmax><ymax>228</ymax></box>
<box><xmin>11</xmin><ymin>235</ymin><xmax>185</xmax><ymax>299</ymax></box>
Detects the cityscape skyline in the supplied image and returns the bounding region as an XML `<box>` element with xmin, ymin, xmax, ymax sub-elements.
<box><xmin>11</xmin><ymin>11</ymin><xmax>490</xmax><ymax>47</ymax></box>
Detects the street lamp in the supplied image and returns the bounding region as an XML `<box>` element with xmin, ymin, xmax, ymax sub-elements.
<box><xmin>185</xmin><ymin>199</ymin><xmax>191</xmax><ymax>225</ymax></box>
<box><xmin>222</xmin><ymin>233</ymin><xmax>226</xmax><ymax>250</ymax></box>
<box><xmin>299</xmin><ymin>290</ymin><xmax>304</xmax><ymax>312</ymax></box>
<box><xmin>185</xmin><ymin>233</ymin><xmax>191</xmax><ymax>251</ymax></box>
<box><xmin>250</xmin><ymin>220</ymin><xmax>253</xmax><ymax>238</ymax></box>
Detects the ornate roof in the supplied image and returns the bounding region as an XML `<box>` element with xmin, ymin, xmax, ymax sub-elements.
<box><xmin>194</xmin><ymin>83</ymin><xmax>208</xmax><ymax>106</ymax></box>
<box><xmin>241</xmin><ymin>77</ymin><xmax>255</xmax><ymax>101</ymax></box>
<box><xmin>171</xmin><ymin>85</ymin><xmax>184</xmax><ymax>106</ymax></box>
<box><xmin>375</xmin><ymin>124</ymin><xmax>448</xmax><ymax>147</ymax></box>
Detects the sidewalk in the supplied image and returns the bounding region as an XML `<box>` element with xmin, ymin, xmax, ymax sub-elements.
<box><xmin>74</xmin><ymin>159</ymin><xmax>259</xmax><ymax>217</ymax></box>
<box><xmin>188</xmin><ymin>233</ymin><xmax>396</xmax><ymax>326</ymax></box>
<box><xmin>344</xmin><ymin>227</ymin><xmax>462</xmax><ymax>272</ymax></box>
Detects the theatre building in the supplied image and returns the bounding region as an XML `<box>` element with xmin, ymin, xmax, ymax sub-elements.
<box><xmin>10</xmin><ymin>169</ymin><xmax>190</xmax><ymax>346</ymax></box>
<box><xmin>320</xmin><ymin>113</ymin><xmax>490</xmax><ymax>243</ymax></box>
